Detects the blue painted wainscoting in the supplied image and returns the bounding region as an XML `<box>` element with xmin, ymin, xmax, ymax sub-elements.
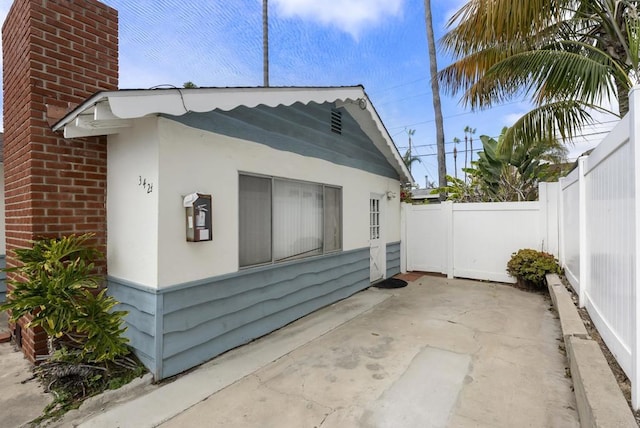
<box><xmin>108</xmin><ymin>247</ymin><xmax>370</xmax><ymax>379</ymax></box>
<box><xmin>0</xmin><ymin>255</ymin><xmax>6</xmax><ymax>303</ymax></box>
<box><xmin>386</xmin><ymin>241</ymin><xmax>401</xmax><ymax>278</ymax></box>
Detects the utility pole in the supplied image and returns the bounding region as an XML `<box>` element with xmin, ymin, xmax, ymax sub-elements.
<box><xmin>407</xmin><ymin>129</ymin><xmax>415</xmax><ymax>173</ymax></box>
<box><xmin>263</xmin><ymin>0</ymin><xmax>269</xmax><ymax>87</ymax></box>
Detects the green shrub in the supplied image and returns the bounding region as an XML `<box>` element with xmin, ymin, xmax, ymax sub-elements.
<box><xmin>0</xmin><ymin>234</ymin><xmax>129</xmax><ymax>362</ymax></box>
<box><xmin>507</xmin><ymin>249</ymin><xmax>561</xmax><ymax>289</ymax></box>
<box><xmin>0</xmin><ymin>234</ymin><xmax>147</xmax><ymax>425</ymax></box>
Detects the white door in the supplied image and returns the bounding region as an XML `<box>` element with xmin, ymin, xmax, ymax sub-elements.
<box><xmin>369</xmin><ymin>196</ymin><xmax>384</xmax><ymax>282</ymax></box>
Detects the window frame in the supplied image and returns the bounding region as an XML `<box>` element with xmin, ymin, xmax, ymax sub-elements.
<box><xmin>238</xmin><ymin>172</ymin><xmax>343</xmax><ymax>269</ymax></box>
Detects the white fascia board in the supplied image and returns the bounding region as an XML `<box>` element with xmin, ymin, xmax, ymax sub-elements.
<box><xmin>53</xmin><ymin>87</ymin><xmax>366</xmax><ymax>131</ymax></box>
<box><xmin>106</xmin><ymin>86</ymin><xmax>366</xmax><ymax>118</ymax></box>
<box><xmin>64</xmin><ymin>122</ymin><xmax>124</xmax><ymax>138</ymax></box>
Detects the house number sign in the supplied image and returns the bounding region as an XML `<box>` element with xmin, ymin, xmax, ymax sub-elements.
<box><xmin>138</xmin><ymin>176</ymin><xmax>153</xmax><ymax>194</ymax></box>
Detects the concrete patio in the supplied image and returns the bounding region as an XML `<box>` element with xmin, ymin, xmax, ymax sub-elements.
<box><xmin>71</xmin><ymin>275</ymin><xmax>578</xmax><ymax>428</ymax></box>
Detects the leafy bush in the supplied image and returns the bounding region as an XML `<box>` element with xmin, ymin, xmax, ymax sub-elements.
<box><xmin>0</xmin><ymin>234</ymin><xmax>147</xmax><ymax>424</ymax></box>
<box><xmin>507</xmin><ymin>249</ymin><xmax>561</xmax><ymax>289</ymax></box>
<box><xmin>0</xmin><ymin>234</ymin><xmax>129</xmax><ymax>362</ymax></box>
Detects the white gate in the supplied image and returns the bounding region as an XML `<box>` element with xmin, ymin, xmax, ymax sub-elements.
<box><xmin>403</xmin><ymin>192</ymin><xmax>557</xmax><ymax>283</ymax></box>
<box><xmin>405</xmin><ymin>204</ymin><xmax>447</xmax><ymax>274</ymax></box>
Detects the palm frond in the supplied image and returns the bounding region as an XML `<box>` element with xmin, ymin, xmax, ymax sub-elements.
<box><xmin>501</xmin><ymin>100</ymin><xmax>607</xmax><ymax>155</ymax></box>
<box><xmin>484</xmin><ymin>46</ymin><xmax>625</xmax><ymax>106</ymax></box>
<box><xmin>443</xmin><ymin>0</ymin><xmax>575</xmax><ymax>56</ymax></box>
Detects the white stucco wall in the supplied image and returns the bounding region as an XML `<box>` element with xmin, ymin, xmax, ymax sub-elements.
<box><xmin>109</xmin><ymin>117</ymin><xmax>402</xmax><ymax>288</ymax></box>
<box><xmin>107</xmin><ymin>117</ymin><xmax>160</xmax><ymax>286</ymax></box>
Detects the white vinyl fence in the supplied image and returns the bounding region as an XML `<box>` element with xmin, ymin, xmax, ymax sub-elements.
<box><xmin>402</xmin><ymin>182</ymin><xmax>559</xmax><ymax>283</ymax></box>
<box><xmin>559</xmin><ymin>102</ymin><xmax>640</xmax><ymax>409</ymax></box>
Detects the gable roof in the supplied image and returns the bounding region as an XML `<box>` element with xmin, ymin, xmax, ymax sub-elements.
<box><xmin>52</xmin><ymin>86</ymin><xmax>414</xmax><ymax>184</ymax></box>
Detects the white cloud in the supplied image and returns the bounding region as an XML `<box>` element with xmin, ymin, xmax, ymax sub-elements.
<box><xmin>271</xmin><ymin>0</ymin><xmax>404</xmax><ymax>39</ymax></box>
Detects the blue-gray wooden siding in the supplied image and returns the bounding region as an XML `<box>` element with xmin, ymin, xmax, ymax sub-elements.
<box><xmin>164</xmin><ymin>102</ymin><xmax>400</xmax><ymax>180</ymax></box>
<box><xmin>108</xmin><ymin>247</ymin><xmax>370</xmax><ymax>379</ymax></box>
<box><xmin>386</xmin><ymin>242</ymin><xmax>401</xmax><ymax>278</ymax></box>
<box><xmin>0</xmin><ymin>255</ymin><xmax>6</xmax><ymax>303</ymax></box>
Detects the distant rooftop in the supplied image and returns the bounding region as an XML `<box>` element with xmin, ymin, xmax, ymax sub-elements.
<box><xmin>411</xmin><ymin>188</ymin><xmax>439</xmax><ymax>200</ymax></box>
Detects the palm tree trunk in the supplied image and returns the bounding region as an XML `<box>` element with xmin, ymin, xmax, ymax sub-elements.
<box><xmin>464</xmin><ymin>134</ymin><xmax>468</xmax><ymax>182</ymax></box>
<box><xmin>424</xmin><ymin>0</ymin><xmax>446</xmax><ymax>198</ymax></box>
<box><xmin>453</xmin><ymin>146</ymin><xmax>458</xmax><ymax>179</ymax></box>
<box><xmin>617</xmin><ymin>77</ymin><xmax>629</xmax><ymax>117</ymax></box>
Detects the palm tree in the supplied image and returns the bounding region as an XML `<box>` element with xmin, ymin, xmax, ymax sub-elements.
<box><xmin>453</xmin><ymin>137</ymin><xmax>460</xmax><ymax>178</ymax></box>
<box><xmin>424</xmin><ymin>0</ymin><xmax>447</xmax><ymax>197</ymax></box>
<box><xmin>442</xmin><ymin>127</ymin><xmax>568</xmax><ymax>202</ymax></box>
<box><xmin>465</xmin><ymin>126</ymin><xmax>476</xmax><ymax>165</ymax></box>
<box><xmin>462</xmin><ymin>126</ymin><xmax>476</xmax><ymax>182</ymax></box>
<box><xmin>403</xmin><ymin>149</ymin><xmax>422</xmax><ymax>171</ymax></box>
<box><xmin>406</xmin><ymin>128</ymin><xmax>416</xmax><ymax>172</ymax></box>
<box><xmin>439</xmin><ymin>0</ymin><xmax>640</xmax><ymax>153</ymax></box>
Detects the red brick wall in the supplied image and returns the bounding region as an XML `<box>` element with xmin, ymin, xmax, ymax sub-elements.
<box><xmin>2</xmin><ymin>0</ymin><xmax>118</xmax><ymax>362</ymax></box>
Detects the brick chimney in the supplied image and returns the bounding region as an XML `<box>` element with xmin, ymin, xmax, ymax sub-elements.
<box><xmin>2</xmin><ymin>0</ymin><xmax>118</xmax><ymax>362</ymax></box>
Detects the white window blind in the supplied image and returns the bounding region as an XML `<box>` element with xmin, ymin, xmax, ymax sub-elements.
<box><xmin>273</xmin><ymin>179</ymin><xmax>323</xmax><ymax>261</ymax></box>
<box><xmin>239</xmin><ymin>174</ymin><xmax>342</xmax><ymax>268</ymax></box>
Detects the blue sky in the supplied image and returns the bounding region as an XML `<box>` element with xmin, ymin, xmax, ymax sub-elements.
<box><xmin>0</xmin><ymin>0</ymin><xmax>617</xmax><ymax>187</ymax></box>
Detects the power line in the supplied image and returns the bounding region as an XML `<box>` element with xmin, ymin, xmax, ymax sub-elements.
<box><xmin>398</xmin><ymin>140</ymin><xmax>475</xmax><ymax>150</ymax></box>
<box><xmin>376</xmin><ymin>90</ymin><xmax>433</xmax><ymax>107</ymax></box>
<box><xmin>368</xmin><ymin>77</ymin><xmax>429</xmax><ymax>95</ymax></box>
<box><xmin>409</xmin><ymin>143</ymin><xmax>436</xmax><ymax>186</ymax></box>
<box><xmin>396</xmin><ymin>125</ymin><xmax>617</xmax><ymax>150</ymax></box>
<box><xmin>387</xmin><ymin>100</ymin><xmax>525</xmax><ymax>131</ymax></box>
<box><xmin>412</xmin><ymin>131</ymin><xmax>616</xmax><ymax>159</ymax></box>
<box><xmin>414</xmin><ymin>150</ymin><xmax>471</xmax><ymax>158</ymax></box>
<box><xmin>387</xmin><ymin>108</ymin><xmax>619</xmax><ymax>134</ymax></box>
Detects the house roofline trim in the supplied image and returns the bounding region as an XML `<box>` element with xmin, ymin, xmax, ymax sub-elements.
<box><xmin>52</xmin><ymin>86</ymin><xmax>414</xmax><ymax>185</ymax></box>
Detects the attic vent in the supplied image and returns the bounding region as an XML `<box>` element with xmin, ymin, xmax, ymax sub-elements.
<box><xmin>330</xmin><ymin>108</ymin><xmax>342</xmax><ymax>135</ymax></box>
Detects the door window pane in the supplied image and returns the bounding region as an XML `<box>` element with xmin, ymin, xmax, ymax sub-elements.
<box><xmin>370</xmin><ymin>198</ymin><xmax>380</xmax><ymax>240</ymax></box>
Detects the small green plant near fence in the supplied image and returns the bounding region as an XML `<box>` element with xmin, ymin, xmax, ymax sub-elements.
<box><xmin>507</xmin><ymin>249</ymin><xmax>561</xmax><ymax>290</ymax></box>
<box><xmin>0</xmin><ymin>234</ymin><xmax>145</xmax><ymax>422</ymax></box>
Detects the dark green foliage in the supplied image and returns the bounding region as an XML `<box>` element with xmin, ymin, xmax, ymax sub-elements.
<box><xmin>507</xmin><ymin>248</ymin><xmax>561</xmax><ymax>288</ymax></box>
<box><xmin>0</xmin><ymin>234</ymin><xmax>129</xmax><ymax>362</ymax></box>
<box><xmin>436</xmin><ymin>126</ymin><xmax>568</xmax><ymax>202</ymax></box>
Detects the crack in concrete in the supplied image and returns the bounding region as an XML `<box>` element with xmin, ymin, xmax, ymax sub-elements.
<box><xmin>251</xmin><ymin>372</ymin><xmax>336</xmax><ymax>423</ymax></box>
<box><xmin>317</xmin><ymin>407</ymin><xmax>339</xmax><ymax>427</ymax></box>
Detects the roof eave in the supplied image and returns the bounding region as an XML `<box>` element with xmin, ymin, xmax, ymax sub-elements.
<box><xmin>52</xmin><ymin>86</ymin><xmax>414</xmax><ymax>185</ymax></box>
